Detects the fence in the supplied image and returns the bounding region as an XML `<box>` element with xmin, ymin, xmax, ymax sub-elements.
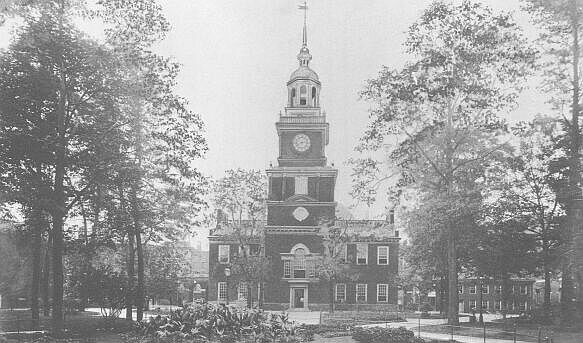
<box><xmin>414</xmin><ymin>321</ymin><xmax>555</xmax><ymax>343</ymax></box>
<box><xmin>319</xmin><ymin>309</ymin><xmax>404</xmax><ymax>327</ymax></box>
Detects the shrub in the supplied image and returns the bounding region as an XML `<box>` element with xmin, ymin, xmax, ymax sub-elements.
<box><xmin>352</xmin><ymin>326</ymin><xmax>425</xmax><ymax>343</ymax></box>
<box><xmin>133</xmin><ymin>302</ymin><xmax>306</xmax><ymax>342</ymax></box>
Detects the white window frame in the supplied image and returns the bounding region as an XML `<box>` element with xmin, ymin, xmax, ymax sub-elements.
<box><xmin>283</xmin><ymin>260</ymin><xmax>291</xmax><ymax>278</ymax></box>
<box><xmin>218</xmin><ymin>282</ymin><xmax>227</xmax><ymax>302</ymax></box>
<box><xmin>238</xmin><ymin>282</ymin><xmax>248</xmax><ymax>301</ymax></box>
<box><xmin>458</xmin><ymin>284</ymin><xmax>464</xmax><ymax>294</ymax></box>
<box><xmin>356</xmin><ymin>244</ymin><xmax>368</xmax><ymax>265</ymax></box>
<box><xmin>335</xmin><ymin>283</ymin><xmax>346</xmax><ymax>302</ymax></box>
<box><xmin>356</xmin><ymin>283</ymin><xmax>367</xmax><ymax>302</ymax></box>
<box><xmin>495</xmin><ymin>300</ymin><xmax>502</xmax><ymax>311</ymax></box>
<box><xmin>377</xmin><ymin>284</ymin><xmax>388</xmax><ymax>303</ymax></box>
<box><xmin>482</xmin><ymin>284</ymin><xmax>489</xmax><ymax>294</ymax></box>
<box><xmin>218</xmin><ymin>245</ymin><xmax>230</xmax><ymax>264</ymax></box>
<box><xmin>520</xmin><ymin>285</ymin><xmax>527</xmax><ymax>295</ymax></box>
<box><xmin>377</xmin><ymin>246</ymin><xmax>389</xmax><ymax>265</ymax></box>
<box><xmin>469</xmin><ymin>299</ymin><xmax>476</xmax><ymax>310</ymax></box>
<box><xmin>469</xmin><ymin>284</ymin><xmax>477</xmax><ymax>294</ymax></box>
<box><xmin>495</xmin><ymin>285</ymin><xmax>502</xmax><ymax>294</ymax></box>
<box><xmin>481</xmin><ymin>300</ymin><xmax>489</xmax><ymax>310</ymax></box>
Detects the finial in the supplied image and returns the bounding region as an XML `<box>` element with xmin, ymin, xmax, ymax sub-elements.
<box><xmin>298</xmin><ymin>1</ymin><xmax>308</xmax><ymax>47</ymax></box>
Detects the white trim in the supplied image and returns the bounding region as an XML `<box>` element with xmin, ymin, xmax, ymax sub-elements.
<box><xmin>335</xmin><ymin>283</ymin><xmax>346</xmax><ymax>302</ymax></box>
<box><xmin>356</xmin><ymin>283</ymin><xmax>367</xmax><ymax>302</ymax></box>
<box><xmin>290</xmin><ymin>243</ymin><xmax>310</xmax><ymax>254</ymax></box>
<box><xmin>356</xmin><ymin>244</ymin><xmax>368</xmax><ymax>265</ymax></box>
<box><xmin>377</xmin><ymin>246</ymin><xmax>389</xmax><ymax>265</ymax></box>
<box><xmin>377</xmin><ymin>284</ymin><xmax>388</xmax><ymax>302</ymax></box>
<box><xmin>469</xmin><ymin>284</ymin><xmax>477</xmax><ymax>294</ymax></box>
<box><xmin>218</xmin><ymin>282</ymin><xmax>227</xmax><ymax>302</ymax></box>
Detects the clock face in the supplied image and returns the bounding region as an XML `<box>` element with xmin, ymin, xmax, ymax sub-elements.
<box><xmin>293</xmin><ymin>134</ymin><xmax>311</xmax><ymax>152</ymax></box>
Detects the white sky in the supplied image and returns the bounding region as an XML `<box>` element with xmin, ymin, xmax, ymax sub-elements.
<box><xmin>0</xmin><ymin>0</ymin><xmax>550</xmax><ymax>224</ymax></box>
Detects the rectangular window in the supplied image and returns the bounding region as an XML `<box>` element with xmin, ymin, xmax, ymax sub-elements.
<box><xmin>520</xmin><ymin>285</ymin><xmax>527</xmax><ymax>295</ymax></box>
<box><xmin>283</xmin><ymin>260</ymin><xmax>291</xmax><ymax>278</ymax></box>
<box><xmin>519</xmin><ymin>301</ymin><xmax>526</xmax><ymax>311</ymax></box>
<box><xmin>238</xmin><ymin>282</ymin><xmax>248</xmax><ymax>301</ymax></box>
<box><xmin>356</xmin><ymin>284</ymin><xmax>367</xmax><ymax>302</ymax></box>
<box><xmin>469</xmin><ymin>284</ymin><xmax>477</xmax><ymax>294</ymax></box>
<box><xmin>377</xmin><ymin>246</ymin><xmax>389</xmax><ymax>265</ymax></box>
<box><xmin>482</xmin><ymin>284</ymin><xmax>489</xmax><ymax>294</ymax></box>
<box><xmin>377</xmin><ymin>284</ymin><xmax>388</xmax><ymax>302</ymax></box>
<box><xmin>481</xmin><ymin>300</ymin><xmax>489</xmax><ymax>310</ymax></box>
<box><xmin>339</xmin><ymin>244</ymin><xmax>348</xmax><ymax>263</ymax></box>
<box><xmin>469</xmin><ymin>300</ymin><xmax>476</xmax><ymax>310</ymax></box>
<box><xmin>218</xmin><ymin>282</ymin><xmax>227</xmax><ymax>302</ymax></box>
<box><xmin>495</xmin><ymin>301</ymin><xmax>502</xmax><ymax>311</ymax></box>
<box><xmin>218</xmin><ymin>245</ymin><xmax>230</xmax><ymax>264</ymax></box>
<box><xmin>356</xmin><ymin>244</ymin><xmax>368</xmax><ymax>265</ymax></box>
<box><xmin>295</xmin><ymin>176</ymin><xmax>308</xmax><ymax>195</ymax></box>
<box><xmin>495</xmin><ymin>285</ymin><xmax>502</xmax><ymax>294</ymax></box>
<box><xmin>293</xmin><ymin>257</ymin><xmax>306</xmax><ymax>278</ymax></box>
<box><xmin>335</xmin><ymin>283</ymin><xmax>346</xmax><ymax>302</ymax></box>
<box><xmin>458</xmin><ymin>284</ymin><xmax>464</xmax><ymax>294</ymax></box>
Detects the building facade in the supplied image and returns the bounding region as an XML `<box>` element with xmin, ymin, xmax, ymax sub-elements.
<box><xmin>439</xmin><ymin>278</ymin><xmax>535</xmax><ymax>314</ymax></box>
<box><xmin>208</xmin><ymin>16</ymin><xmax>399</xmax><ymax>311</ymax></box>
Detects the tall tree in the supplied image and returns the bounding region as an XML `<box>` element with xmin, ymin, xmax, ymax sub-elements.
<box><xmin>352</xmin><ymin>1</ymin><xmax>535</xmax><ymax>324</ymax></box>
<box><xmin>0</xmin><ymin>3</ymin><xmax>131</xmax><ymax>333</ymax></box>
<box><xmin>523</xmin><ymin>0</ymin><xmax>583</xmax><ymax>323</ymax></box>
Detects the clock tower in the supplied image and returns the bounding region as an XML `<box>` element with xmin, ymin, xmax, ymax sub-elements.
<box><xmin>263</xmin><ymin>2</ymin><xmax>337</xmax><ymax>310</ymax></box>
<box><xmin>265</xmin><ymin>5</ymin><xmax>337</xmax><ymax>233</ymax></box>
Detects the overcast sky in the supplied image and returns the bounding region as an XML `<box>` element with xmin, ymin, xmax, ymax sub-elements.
<box><xmin>0</xmin><ymin>0</ymin><xmax>549</xmax><ymax>224</ymax></box>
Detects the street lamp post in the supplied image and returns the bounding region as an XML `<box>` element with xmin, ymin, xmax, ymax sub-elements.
<box><xmin>479</xmin><ymin>276</ymin><xmax>484</xmax><ymax>324</ymax></box>
<box><xmin>224</xmin><ymin>267</ymin><xmax>231</xmax><ymax>305</ymax></box>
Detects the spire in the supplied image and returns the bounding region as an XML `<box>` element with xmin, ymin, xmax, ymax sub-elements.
<box><xmin>297</xmin><ymin>1</ymin><xmax>312</xmax><ymax>67</ymax></box>
<box><xmin>300</xmin><ymin>1</ymin><xmax>308</xmax><ymax>47</ymax></box>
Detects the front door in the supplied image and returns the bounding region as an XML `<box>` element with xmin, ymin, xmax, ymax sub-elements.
<box><xmin>293</xmin><ymin>288</ymin><xmax>305</xmax><ymax>308</ymax></box>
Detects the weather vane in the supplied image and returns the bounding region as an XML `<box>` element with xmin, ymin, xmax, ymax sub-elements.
<box><xmin>298</xmin><ymin>1</ymin><xmax>308</xmax><ymax>47</ymax></box>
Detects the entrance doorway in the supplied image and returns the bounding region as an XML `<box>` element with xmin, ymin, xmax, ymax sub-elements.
<box><xmin>294</xmin><ymin>288</ymin><xmax>305</xmax><ymax>308</ymax></box>
<box><xmin>290</xmin><ymin>287</ymin><xmax>307</xmax><ymax>309</ymax></box>
<box><xmin>459</xmin><ymin>300</ymin><xmax>465</xmax><ymax>313</ymax></box>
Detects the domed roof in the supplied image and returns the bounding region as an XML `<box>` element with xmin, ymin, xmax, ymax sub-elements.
<box><xmin>289</xmin><ymin>66</ymin><xmax>319</xmax><ymax>82</ymax></box>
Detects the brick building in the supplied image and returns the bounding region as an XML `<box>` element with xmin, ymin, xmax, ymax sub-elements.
<box><xmin>433</xmin><ymin>278</ymin><xmax>535</xmax><ymax>314</ymax></box>
<box><xmin>208</xmin><ymin>14</ymin><xmax>399</xmax><ymax>311</ymax></box>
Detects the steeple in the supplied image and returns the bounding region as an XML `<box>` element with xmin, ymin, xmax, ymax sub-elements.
<box><xmin>297</xmin><ymin>1</ymin><xmax>311</xmax><ymax>67</ymax></box>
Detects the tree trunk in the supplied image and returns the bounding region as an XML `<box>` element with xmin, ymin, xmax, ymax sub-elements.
<box><xmin>329</xmin><ymin>281</ymin><xmax>335</xmax><ymax>313</ymax></box>
<box><xmin>30</xmin><ymin>207</ymin><xmax>42</xmax><ymax>327</ymax></box>
<box><xmin>544</xmin><ymin>264</ymin><xmax>552</xmax><ymax>322</ymax></box>
<box><xmin>126</xmin><ymin>227</ymin><xmax>135</xmax><ymax>321</ymax></box>
<box><xmin>51</xmin><ymin>213</ymin><xmax>65</xmax><ymax>336</ymax></box>
<box><xmin>135</xmin><ymin>228</ymin><xmax>144</xmax><ymax>321</ymax></box>
<box><xmin>562</xmin><ymin>3</ymin><xmax>583</xmax><ymax>325</ymax></box>
<box><xmin>42</xmin><ymin>230</ymin><xmax>51</xmax><ymax>317</ymax></box>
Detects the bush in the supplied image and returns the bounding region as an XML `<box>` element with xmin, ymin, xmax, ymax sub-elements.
<box><xmin>352</xmin><ymin>326</ymin><xmax>425</xmax><ymax>343</ymax></box>
<box><xmin>133</xmin><ymin>302</ymin><xmax>307</xmax><ymax>342</ymax></box>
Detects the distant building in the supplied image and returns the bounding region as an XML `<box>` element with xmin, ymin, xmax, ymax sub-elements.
<box><xmin>207</xmin><ymin>15</ymin><xmax>400</xmax><ymax>311</ymax></box>
<box><xmin>532</xmin><ymin>278</ymin><xmax>561</xmax><ymax>306</ymax></box>
<box><xmin>434</xmin><ymin>278</ymin><xmax>535</xmax><ymax>314</ymax></box>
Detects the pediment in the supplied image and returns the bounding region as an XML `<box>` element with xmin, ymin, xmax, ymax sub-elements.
<box><xmin>286</xmin><ymin>194</ymin><xmax>316</xmax><ymax>203</ymax></box>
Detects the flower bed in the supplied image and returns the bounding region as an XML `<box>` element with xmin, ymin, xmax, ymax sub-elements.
<box><xmin>127</xmin><ymin>303</ymin><xmax>310</xmax><ymax>343</ymax></box>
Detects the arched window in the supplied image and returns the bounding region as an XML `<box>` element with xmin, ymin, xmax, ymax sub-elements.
<box><xmin>311</xmin><ymin>87</ymin><xmax>317</xmax><ymax>106</ymax></box>
<box><xmin>290</xmin><ymin>88</ymin><xmax>296</xmax><ymax>107</ymax></box>
<box><xmin>300</xmin><ymin>85</ymin><xmax>307</xmax><ymax>106</ymax></box>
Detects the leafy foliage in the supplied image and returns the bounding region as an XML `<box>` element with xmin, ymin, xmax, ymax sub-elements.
<box><xmin>136</xmin><ymin>303</ymin><xmax>307</xmax><ymax>343</ymax></box>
